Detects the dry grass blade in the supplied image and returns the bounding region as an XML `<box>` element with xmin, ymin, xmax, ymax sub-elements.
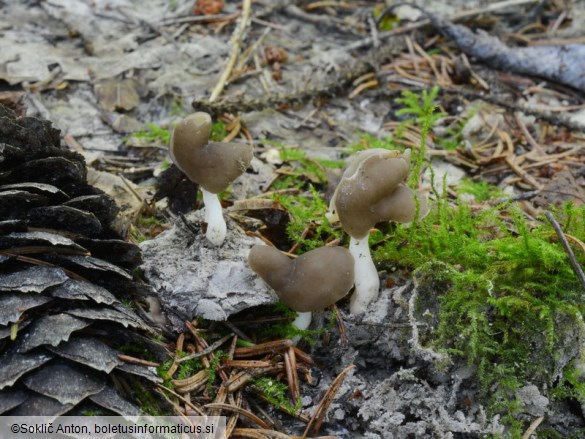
<box><xmin>332</xmin><ymin>304</ymin><xmax>348</xmax><ymax>346</ymax></box>
<box><xmin>222</xmin><ymin>116</ymin><xmax>242</xmax><ymax>142</ymax></box>
<box><xmin>514</xmin><ymin>112</ymin><xmax>545</xmax><ymax>156</ymax></box>
<box><xmin>302</xmin><ymin>364</ymin><xmax>356</xmax><ymax>438</ymax></box>
<box><xmin>205</xmin><ymin>403</ymin><xmax>271</xmax><ymax>429</ymax></box>
<box><xmin>223</xmin><ymin>320</ymin><xmax>255</xmax><ymax>343</ymax></box>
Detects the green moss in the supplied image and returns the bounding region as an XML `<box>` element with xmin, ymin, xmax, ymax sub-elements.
<box><xmin>117</xmin><ymin>341</ymin><xmax>158</xmax><ymax>363</ymax></box>
<box><xmin>266</xmin><ymin>144</ymin><xmax>344</xmax><ymax>251</ymax></box>
<box><xmin>128</xmin><ymin>118</ymin><xmax>224</xmax><ymax>149</ymax></box>
<box><xmin>81</xmin><ymin>409</ymin><xmax>109</xmax><ymax>416</ymax></box>
<box><xmin>251</xmin><ymin>377</ymin><xmax>302</xmax><ymax>415</ymax></box>
<box><xmin>133</xmin><ymin>380</ymin><xmax>168</xmax><ymax>416</ymax></box>
<box><xmin>176</xmin><ymin>352</ymin><xmax>204</xmax><ymax>381</ymax></box>
<box><xmin>156</xmin><ymin>351</ymin><xmax>204</xmax><ymax>385</ymax></box>
<box><xmin>257</xmin><ymin>303</ymin><xmax>337</xmax><ymax>345</ymax></box>
<box><xmin>274</xmin><ymin>184</ymin><xmax>342</xmax><ymax>252</ymax></box>
<box><xmin>156</xmin><ymin>358</ymin><xmax>174</xmax><ymax>382</ymax></box>
<box><xmin>458</xmin><ymin>178</ymin><xmax>505</xmax><ymax>201</ymax></box>
<box><xmin>130</xmin><ymin>123</ymin><xmax>172</xmax><ymax>146</ymax></box>
<box><xmin>269</xmin><ymin>144</ymin><xmax>345</xmax><ymax>191</ymax></box>
<box><xmin>348</xmin><ymin>132</ymin><xmax>403</xmax><ymax>155</ymax></box>
<box><xmin>372</xmin><ymin>4</ymin><xmax>400</xmax><ymax>31</ymax></box>
<box><xmin>130</xmin><ymin>214</ymin><xmax>168</xmax><ymax>243</ymax></box>
<box><xmin>376</xmin><ymin>197</ymin><xmax>585</xmax><ymax>430</ymax></box>
<box><xmin>257</xmin><ymin>87</ymin><xmax>585</xmax><ymax>433</ymax></box>
<box><xmin>349</xmin><ymin>86</ymin><xmax>443</xmax><ymax>188</ymax></box>
<box><xmin>137</xmin><ymin>215</ymin><xmax>165</xmax><ymax>227</ymax></box>
<box><xmin>206</xmin><ymin>350</ymin><xmax>228</xmax><ymax>395</ymax></box>
<box><xmin>160</xmin><ymin>158</ymin><xmax>171</xmax><ymax>171</ymax></box>
<box><xmin>396</xmin><ymin>86</ymin><xmax>442</xmax><ymax>188</ymax></box>
<box><xmin>210</xmin><ymin>120</ymin><xmax>227</xmax><ymax>141</ymax></box>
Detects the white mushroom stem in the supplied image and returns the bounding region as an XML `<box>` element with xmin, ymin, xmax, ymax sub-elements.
<box><xmin>201</xmin><ymin>187</ymin><xmax>227</xmax><ymax>246</ymax></box>
<box><xmin>349</xmin><ymin>236</ymin><xmax>380</xmax><ymax>314</ymax></box>
<box><xmin>291</xmin><ymin>311</ymin><xmax>312</xmax><ymax>331</ymax></box>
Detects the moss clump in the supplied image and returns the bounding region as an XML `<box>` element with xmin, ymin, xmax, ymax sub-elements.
<box><xmin>129</xmin><ymin>123</ymin><xmax>172</xmax><ymax>146</ymax></box>
<box><xmin>269</xmin><ymin>143</ymin><xmax>345</xmax><ymax>190</ymax></box>
<box><xmin>274</xmin><ymin>184</ymin><xmax>342</xmax><ymax>252</ymax></box>
<box><xmin>376</xmin><ymin>196</ymin><xmax>585</xmax><ymax>433</ymax></box>
<box><xmin>458</xmin><ymin>178</ymin><xmax>505</xmax><ymax>201</ymax></box>
<box><xmin>156</xmin><ymin>351</ymin><xmax>204</xmax><ymax>384</ymax></box>
<box><xmin>129</xmin><ymin>214</ymin><xmax>168</xmax><ymax>243</ymax></box>
<box><xmin>251</xmin><ymin>376</ymin><xmax>302</xmax><ymax>415</ymax></box>
<box><xmin>206</xmin><ymin>350</ymin><xmax>228</xmax><ymax>395</ymax></box>
<box><xmin>266</xmin><ymin>144</ymin><xmax>344</xmax><ymax>252</ymax></box>
<box><xmin>257</xmin><ymin>303</ymin><xmax>338</xmax><ymax>345</ymax></box>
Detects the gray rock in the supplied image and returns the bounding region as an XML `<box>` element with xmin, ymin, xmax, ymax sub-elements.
<box><xmin>139</xmin><ymin>211</ymin><xmax>276</xmax><ymax>331</ymax></box>
<box><xmin>311</xmin><ymin>284</ymin><xmax>505</xmax><ymax>438</ymax></box>
<box><xmin>516</xmin><ymin>384</ymin><xmax>549</xmax><ymax>417</ymax></box>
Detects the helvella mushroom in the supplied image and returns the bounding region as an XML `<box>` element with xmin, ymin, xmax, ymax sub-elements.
<box><xmin>248</xmin><ymin>244</ymin><xmax>354</xmax><ymax>331</ymax></box>
<box><xmin>329</xmin><ymin>148</ymin><xmax>428</xmax><ymax>314</ymax></box>
<box><xmin>169</xmin><ymin>112</ymin><xmax>253</xmax><ymax>246</ymax></box>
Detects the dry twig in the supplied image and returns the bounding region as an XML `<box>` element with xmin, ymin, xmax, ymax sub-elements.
<box><xmin>522</xmin><ymin>415</ymin><xmax>544</xmax><ymax>439</ymax></box>
<box><xmin>209</xmin><ymin>0</ymin><xmax>252</xmax><ymax>102</ymax></box>
<box><xmin>545</xmin><ymin>212</ymin><xmax>585</xmax><ymax>293</ymax></box>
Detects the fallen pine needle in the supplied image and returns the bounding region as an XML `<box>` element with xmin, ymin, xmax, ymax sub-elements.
<box><xmin>303</xmin><ymin>364</ymin><xmax>356</xmax><ymax>438</ymax></box>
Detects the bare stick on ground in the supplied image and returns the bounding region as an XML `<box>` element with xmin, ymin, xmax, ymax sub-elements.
<box><xmin>208</xmin><ymin>0</ymin><xmax>252</xmax><ymax>102</ymax></box>
<box><xmin>545</xmin><ymin>212</ymin><xmax>585</xmax><ymax>292</ymax></box>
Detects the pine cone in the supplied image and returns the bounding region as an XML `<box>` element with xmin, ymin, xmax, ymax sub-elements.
<box><xmin>0</xmin><ymin>104</ymin><xmax>163</xmax><ymax>416</ymax></box>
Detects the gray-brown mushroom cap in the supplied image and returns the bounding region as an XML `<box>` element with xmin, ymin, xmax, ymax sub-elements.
<box><xmin>248</xmin><ymin>245</ymin><xmax>354</xmax><ymax>313</ymax></box>
<box><xmin>170</xmin><ymin>112</ymin><xmax>254</xmax><ymax>194</ymax></box>
<box><xmin>332</xmin><ymin>149</ymin><xmax>426</xmax><ymax>238</ymax></box>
